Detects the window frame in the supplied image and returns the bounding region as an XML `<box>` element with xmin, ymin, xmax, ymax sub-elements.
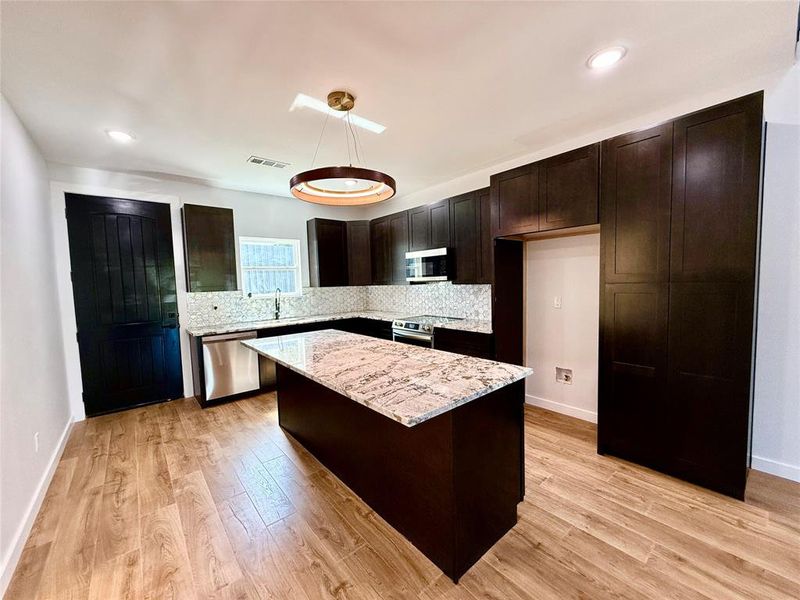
<box><xmin>239</xmin><ymin>236</ymin><xmax>303</xmax><ymax>298</ymax></box>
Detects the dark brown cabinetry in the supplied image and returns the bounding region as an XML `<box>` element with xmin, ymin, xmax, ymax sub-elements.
<box><xmin>538</xmin><ymin>143</ymin><xmax>599</xmax><ymax>231</ymax></box>
<box><xmin>307</xmin><ymin>218</ymin><xmax>348</xmax><ymax>287</ymax></box>
<box><xmin>490</xmin><ymin>164</ymin><xmax>538</xmax><ymax>236</ymax></box>
<box><xmin>182</xmin><ymin>204</ymin><xmax>237</xmax><ymax>292</ymax></box>
<box><xmin>409</xmin><ymin>200</ymin><xmax>450</xmax><ymax>252</ymax></box>
<box><xmin>370</xmin><ymin>211</ymin><xmax>409</xmax><ymax>285</ymax></box>
<box><xmin>389</xmin><ymin>211</ymin><xmax>410</xmax><ymax>283</ymax></box>
<box><xmin>449</xmin><ymin>191</ymin><xmax>480</xmax><ymax>284</ymax></box>
<box><xmin>598</xmin><ymin>92</ymin><xmax>763</xmax><ymax>499</ymax></box>
<box><xmin>490</xmin><ymin>144</ymin><xmax>600</xmax><ymax>237</ymax></box>
<box><xmin>346</xmin><ymin>221</ymin><xmax>372</xmax><ymax>286</ymax></box>
<box><xmin>477</xmin><ymin>188</ymin><xmax>493</xmax><ymax>284</ymax></box>
<box><xmin>370</xmin><ymin>216</ymin><xmax>391</xmax><ymax>284</ymax></box>
<box><xmin>434</xmin><ymin>328</ymin><xmax>495</xmax><ymax>360</ymax></box>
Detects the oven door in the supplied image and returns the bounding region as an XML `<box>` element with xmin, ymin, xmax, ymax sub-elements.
<box><xmin>392</xmin><ymin>329</ymin><xmax>433</xmax><ymax>348</ymax></box>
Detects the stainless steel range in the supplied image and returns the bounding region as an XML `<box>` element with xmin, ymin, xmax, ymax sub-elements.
<box><xmin>392</xmin><ymin>315</ymin><xmax>463</xmax><ymax>348</ymax></box>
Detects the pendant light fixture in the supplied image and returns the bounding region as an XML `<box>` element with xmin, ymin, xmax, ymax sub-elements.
<box><xmin>290</xmin><ymin>91</ymin><xmax>396</xmax><ymax>206</ymax></box>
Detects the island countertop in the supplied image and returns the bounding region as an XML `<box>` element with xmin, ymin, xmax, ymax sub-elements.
<box><xmin>242</xmin><ymin>329</ymin><xmax>531</xmax><ymax>427</ymax></box>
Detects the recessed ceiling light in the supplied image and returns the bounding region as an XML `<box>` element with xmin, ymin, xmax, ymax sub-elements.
<box><xmin>290</xmin><ymin>93</ymin><xmax>386</xmax><ymax>134</ymax></box>
<box><xmin>587</xmin><ymin>46</ymin><xmax>627</xmax><ymax>69</ymax></box>
<box><xmin>106</xmin><ymin>130</ymin><xmax>135</xmax><ymax>143</ymax></box>
<box><xmin>344</xmin><ymin>179</ymin><xmax>358</xmax><ymax>187</ymax></box>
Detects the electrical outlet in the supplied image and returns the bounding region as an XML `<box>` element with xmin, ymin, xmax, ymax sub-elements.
<box><xmin>556</xmin><ymin>367</ymin><xmax>573</xmax><ymax>384</ymax></box>
<box><xmin>553</xmin><ymin>296</ymin><xmax>562</xmax><ymax>309</ymax></box>
<box><xmin>34</xmin><ymin>432</ymin><xmax>40</xmax><ymax>453</ymax></box>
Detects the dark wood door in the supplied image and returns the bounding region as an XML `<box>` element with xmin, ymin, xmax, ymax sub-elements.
<box><xmin>538</xmin><ymin>143</ymin><xmax>599</xmax><ymax>231</ymax></box>
<box><xmin>670</xmin><ymin>92</ymin><xmax>763</xmax><ymax>283</ymax></box>
<box><xmin>430</xmin><ymin>200</ymin><xmax>451</xmax><ymax>248</ymax></box>
<box><xmin>346</xmin><ymin>220</ymin><xmax>371</xmax><ymax>286</ymax></box>
<box><xmin>477</xmin><ymin>187</ymin><xmax>493</xmax><ymax>284</ymax></box>
<box><xmin>370</xmin><ymin>216</ymin><xmax>391</xmax><ymax>284</ymax></box>
<box><xmin>598</xmin><ymin>283</ymin><xmax>669</xmax><ymax>466</ymax></box>
<box><xmin>307</xmin><ymin>218</ymin><xmax>348</xmax><ymax>287</ymax></box>
<box><xmin>388</xmin><ymin>211</ymin><xmax>410</xmax><ymax>284</ymax></box>
<box><xmin>601</xmin><ymin>124</ymin><xmax>672</xmax><ymax>283</ymax></box>
<box><xmin>182</xmin><ymin>204</ymin><xmax>237</xmax><ymax>292</ymax></box>
<box><xmin>66</xmin><ymin>193</ymin><xmax>183</xmax><ymax>416</ymax></box>
<box><xmin>449</xmin><ymin>191</ymin><xmax>480</xmax><ymax>284</ymax></box>
<box><xmin>408</xmin><ymin>205</ymin><xmax>431</xmax><ymax>251</ymax></box>
<box><xmin>666</xmin><ymin>282</ymin><xmax>753</xmax><ymax>496</ymax></box>
<box><xmin>490</xmin><ymin>164</ymin><xmax>539</xmax><ymax>236</ymax></box>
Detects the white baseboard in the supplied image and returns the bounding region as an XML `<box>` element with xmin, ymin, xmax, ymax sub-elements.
<box><xmin>525</xmin><ymin>394</ymin><xmax>597</xmax><ymax>424</ymax></box>
<box><xmin>751</xmin><ymin>455</ymin><xmax>800</xmax><ymax>483</ymax></box>
<box><xmin>0</xmin><ymin>418</ymin><xmax>73</xmax><ymax>597</ymax></box>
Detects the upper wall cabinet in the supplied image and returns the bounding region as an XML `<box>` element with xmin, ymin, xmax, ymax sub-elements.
<box><xmin>601</xmin><ymin>124</ymin><xmax>673</xmax><ymax>284</ymax></box>
<box><xmin>449</xmin><ymin>191</ymin><xmax>480</xmax><ymax>284</ymax></box>
<box><xmin>490</xmin><ymin>143</ymin><xmax>600</xmax><ymax>237</ymax></box>
<box><xmin>490</xmin><ymin>164</ymin><xmax>539</xmax><ymax>237</ymax></box>
<box><xmin>388</xmin><ymin>211</ymin><xmax>410</xmax><ymax>284</ymax></box>
<box><xmin>477</xmin><ymin>187</ymin><xmax>493</xmax><ymax>284</ymax></box>
<box><xmin>307</xmin><ymin>218</ymin><xmax>348</xmax><ymax>287</ymax></box>
<box><xmin>409</xmin><ymin>200</ymin><xmax>450</xmax><ymax>251</ymax></box>
<box><xmin>670</xmin><ymin>93</ymin><xmax>763</xmax><ymax>283</ymax></box>
<box><xmin>346</xmin><ymin>221</ymin><xmax>372</xmax><ymax>286</ymax></box>
<box><xmin>370</xmin><ymin>210</ymin><xmax>409</xmax><ymax>285</ymax></box>
<box><xmin>182</xmin><ymin>204</ymin><xmax>237</xmax><ymax>292</ymax></box>
<box><xmin>538</xmin><ymin>143</ymin><xmax>599</xmax><ymax>231</ymax></box>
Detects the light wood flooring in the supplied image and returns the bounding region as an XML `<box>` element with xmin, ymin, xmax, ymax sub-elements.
<box><xmin>5</xmin><ymin>393</ymin><xmax>799</xmax><ymax>599</ymax></box>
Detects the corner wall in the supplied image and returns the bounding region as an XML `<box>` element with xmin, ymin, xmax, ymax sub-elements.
<box><xmin>0</xmin><ymin>96</ymin><xmax>72</xmax><ymax>594</ymax></box>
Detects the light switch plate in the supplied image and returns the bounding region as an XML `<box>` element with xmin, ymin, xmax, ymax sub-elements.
<box><xmin>553</xmin><ymin>296</ymin><xmax>562</xmax><ymax>309</ymax></box>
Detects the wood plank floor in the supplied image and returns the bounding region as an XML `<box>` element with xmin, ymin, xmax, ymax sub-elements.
<box><xmin>6</xmin><ymin>393</ymin><xmax>799</xmax><ymax>599</ymax></box>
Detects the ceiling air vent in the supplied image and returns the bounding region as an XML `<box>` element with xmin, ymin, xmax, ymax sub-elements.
<box><xmin>247</xmin><ymin>155</ymin><xmax>290</xmax><ymax>169</ymax></box>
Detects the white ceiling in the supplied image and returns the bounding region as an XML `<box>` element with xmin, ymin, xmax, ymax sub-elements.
<box><xmin>1</xmin><ymin>1</ymin><xmax>797</xmax><ymax>199</ymax></box>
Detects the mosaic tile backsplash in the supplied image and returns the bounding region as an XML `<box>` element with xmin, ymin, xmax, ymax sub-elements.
<box><xmin>186</xmin><ymin>282</ymin><xmax>491</xmax><ymax>329</ymax></box>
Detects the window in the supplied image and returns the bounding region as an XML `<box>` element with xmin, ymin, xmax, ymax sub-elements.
<box><xmin>240</xmin><ymin>237</ymin><xmax>302</xmax><ymax>297</ymax></box>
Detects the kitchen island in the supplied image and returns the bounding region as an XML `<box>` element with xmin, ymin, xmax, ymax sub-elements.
<box><xmin>242</xmin><ymin>329</ymin><xmax>531</xmax><ymax>582</ymax></box>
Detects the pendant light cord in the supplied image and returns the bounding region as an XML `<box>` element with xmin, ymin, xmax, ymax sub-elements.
<box><xmin>310</xmin><ymin>109</ymin><xmax>331</xmax><ymax>169</ymax></box>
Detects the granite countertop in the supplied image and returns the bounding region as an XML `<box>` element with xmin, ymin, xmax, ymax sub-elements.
<box><xmin>242</xmin><ymin>329</ymin><xmax>530</xmax><ymax>427</ymax></box>
<box><xmin>187</xmin><ymin>311</ymin><xmax>493</xmax><ymax>337</ymax></box>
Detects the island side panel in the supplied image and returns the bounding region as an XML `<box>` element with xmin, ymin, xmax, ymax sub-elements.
<box><xmin>452</xmin><ymin>379</ymin><xmax>525</xmax><ymax>579</ymax></box>
<box><xmin>274</xmin><ymin>364</ymin><xmax>458</xmax><ymax>577</ymax></box>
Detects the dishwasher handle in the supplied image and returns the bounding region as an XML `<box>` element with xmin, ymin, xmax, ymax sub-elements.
<box><xmin>203</xmin><ymin>331</ymin><xmax>258</xmax><ymax>344</ymax></box>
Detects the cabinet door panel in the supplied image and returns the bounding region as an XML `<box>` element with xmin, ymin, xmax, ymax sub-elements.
<box><xmin>671</xmin><ymin>93</ymin><xmax>763</xmax><ymax>282</ymax></box>
<box><xmin>450</xmin><ymin>192</ymin><xmax>479</xmax><ymax>284</ymax></box>
<box><xmin>347</xmin><ymin>221</ymin><xmax>371</xmax><ymax>286</ymax></box>
<box><xmin>408</xmin><ymin>205</ymin><xmax>431</xmax><ymax>251</ymax></box>
<box><xmin>599</xmin><ymin>283</ymin><xmax>668</xmax><ymax>464</ymax></box>
<box><xmin>389</xmin><ymin>211</ymin><xmax>410</xmax><ymax>284</ymax></box>
<box><xmin>182</xmin><ymin>204</ymin><xmax>237</xmax><ymax>292</ymax></box>
<box><xmin>370</xmin><ymin>217</ymin><xmax>391</xmax><ymax>284</ymax></box>
<box><xmin>307</xmin><ymin>218</ymin><xmax>348</xmax><ymax>287</ymax></box>
<box><xmin>430</xmin><ymin>200</ymin><xmax>451</xmax><ymax>248</ymax></box>
<box><xmin>539</xmin><ymin>143</ymin><xmax>599</xmax><ymax>231</ymax></box>
<box><xmin>477</xmin><ymin>188</ymin><xmax>493</xmax><ymax>284</ymax></box>
<box><xmin>666</xmin><ymin>282</ymin><xmax>753</xmax><ymax>496</ymax></box>
<box><xmin>602</xmin><ymin>125</ymin><xmax>672</xmax><ymax>283</ymax></box>
<box><xmin>490</xmin><ymin>165</ymin><xmax>538</xmax><ymax>236</ymax></box>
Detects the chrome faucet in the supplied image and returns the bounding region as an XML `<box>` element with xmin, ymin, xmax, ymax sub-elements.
<box><xmin>274</xmin><ymin>287</ymin><xmax>281</xmax><ymax>320</ymax></box>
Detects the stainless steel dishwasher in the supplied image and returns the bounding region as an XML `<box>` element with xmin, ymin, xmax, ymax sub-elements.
<box><xmin>202</xmin><ymin>331</ymin><xmax>261</xmax><ymax>401</ymax></box>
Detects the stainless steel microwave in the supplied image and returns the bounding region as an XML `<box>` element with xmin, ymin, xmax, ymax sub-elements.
<box><xmin>405</xmin><ymin>248</ymin><xmax>450</xmax><ymax>282</ymax></box>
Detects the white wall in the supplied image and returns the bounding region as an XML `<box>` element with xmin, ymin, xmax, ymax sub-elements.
<box><xmin>0</xmin><ymin>96</ymin><xmax>72</xmax><ymax>594</ymax></box>
<box><xmin>524</xmin><ymin>234</ymin><xmax>600</xmax><ymax>422</ymax></box>
<box><xmin>366</xmin><ymin>67</ymin><xmax>792</xmax><ymax>219</ymax></box>
<box><xmin>46</xmin><ymin>163</ymin><xmax>368</xmax><ymax>421</ymax></box>
<box><xmin>751</xmin><ymin>63</ymin><xmax>800</xmax><ymax>482</ymax></box>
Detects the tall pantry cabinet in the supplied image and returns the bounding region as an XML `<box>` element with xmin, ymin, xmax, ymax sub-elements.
<box><xmin>598</xmin><ymin>92</ymin><xmax>764</xmax><ymax>499</ymax></box>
